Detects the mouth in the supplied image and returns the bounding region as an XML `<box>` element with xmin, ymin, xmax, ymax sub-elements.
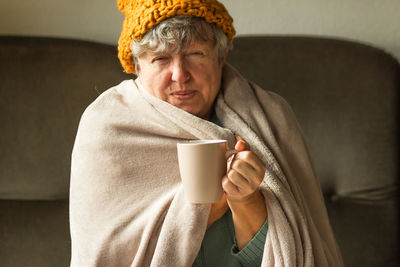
<box><xmin>170</xmin><ymin>90</ymin><xmax>197</xmax><ymax>100</ymax></box>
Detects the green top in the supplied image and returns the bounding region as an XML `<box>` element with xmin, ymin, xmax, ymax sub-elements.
<box><xmin>192</xmin><ymin>110</ymin><xmax>268</xmax><ymax>266</ymax></box>
<box><xmin>192</xmin><ymin>210</ymin><xmax>268</xmax><ymax>267</ymax></box>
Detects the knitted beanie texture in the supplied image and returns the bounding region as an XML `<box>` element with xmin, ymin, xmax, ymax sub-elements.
<box><xmin>117</xmin><ymin>0</ymin><xmax>236</xmax><ymax>74</ymax></box>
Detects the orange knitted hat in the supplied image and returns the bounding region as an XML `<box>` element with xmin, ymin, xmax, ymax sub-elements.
<box><xmin>117</xmin><ymin>0</ymin><xmax>236</xmax><ymax>74</ymax></box>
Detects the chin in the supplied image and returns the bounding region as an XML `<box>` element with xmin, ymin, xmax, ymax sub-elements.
<box><xmin>181</xmin><ymin>107</ymin><xmax>204</xmax><ymax>118</ymax></box>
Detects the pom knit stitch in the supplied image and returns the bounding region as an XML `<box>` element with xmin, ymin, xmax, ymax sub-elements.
<box><xmin>117</xmin><ymin>0</ymin><xmax>236</xmax><ymax>74</ymax></box>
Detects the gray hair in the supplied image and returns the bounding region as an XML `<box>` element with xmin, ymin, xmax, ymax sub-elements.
<box><xmin>130</xmin><ymin>16</ymin><xmax>232</xmax><ymax>71</ymax></box>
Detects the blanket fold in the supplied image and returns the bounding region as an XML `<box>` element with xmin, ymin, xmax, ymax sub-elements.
<box><xmin>70</xmin><ymin>64</ymin><xmax>343</xmax><ymax>266</ymax></box>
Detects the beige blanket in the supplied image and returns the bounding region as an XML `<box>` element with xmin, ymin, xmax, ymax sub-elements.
<box><xmin>70</xmin><ymin>64</ymin><xmax>343</xmax><ymax>266</ymax></box>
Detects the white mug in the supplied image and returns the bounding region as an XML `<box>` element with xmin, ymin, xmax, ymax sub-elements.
<box><xmin>177</xmin><ymin>140</ymin><xmax>237</xmax><ymax>203</ymax></box>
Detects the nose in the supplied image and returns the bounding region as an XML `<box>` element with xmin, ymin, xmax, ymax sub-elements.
<box><xmin>171</xmin><ymin>57</ymin><xmax>190</xmax><ymax>83</ymax></box>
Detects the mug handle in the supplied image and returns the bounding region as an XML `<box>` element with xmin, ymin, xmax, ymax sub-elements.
<box><xmin>226</xmin><ymin>149</ymin><xmax>238</xmax><ymax>171</ymax></box>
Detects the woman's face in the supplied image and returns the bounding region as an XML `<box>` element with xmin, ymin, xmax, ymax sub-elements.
<box><xmin>136</xmin><ymin>40</ymin><xmax>227</xmax><ymax>120</ymax></box>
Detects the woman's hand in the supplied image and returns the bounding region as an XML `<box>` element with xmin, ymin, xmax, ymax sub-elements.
<box><xmin>223</xmin><ymin>136</ymin><xmax>266</xmax><ymax>203</ymax></box>
<box><xmin>223</xmin><ymin>136</ymin><xmax>268</xmax><ymax>250</ymax></box>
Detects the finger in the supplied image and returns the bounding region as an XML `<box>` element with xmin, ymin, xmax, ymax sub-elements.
<box><xmin>235</xmin><ymin>136</ymin><xmax>248</xmax><ymax>151</ymax></box>
<box><xmin>230</xmin><ymin>158</ymin><xmax>254</xmax><ymax>183</ymax></box>
<box><xmin>222</xmin><ymin>175</ymin><xmax>240</xmax><ymax>195</ymax></box>
<box><xmin>230</xmin><ymin>161</ymin><xmax>262</xmax><ymax>192</ymax></box>
<box><xmin>235</xmin><ymin>151</ymin><xmax>266</xmax><ymax>175</ymax></box>
<box><xmin>232</xmin><ymin>157</ymin><xmax>265</xmax><ymax>188</ymax></box>
<box><xmin>235</xmin><ymin>135</ymin><xmax>243</xmax><ymax>142</ymax></box>
<box><xmin>227</xmin><ymin>169</ymin><xmax>250</xmax><ymax>189</ymax></box>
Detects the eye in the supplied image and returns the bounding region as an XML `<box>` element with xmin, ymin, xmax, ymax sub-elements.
<box><xmin>151</xmin><ymin>56</ymin><xmax>168</xmax><ymax>63</ymax></box>
<box><xmin>190</xmin><ymin>51</ymin><xmax>203</xmax><ymax>56</ymax></box>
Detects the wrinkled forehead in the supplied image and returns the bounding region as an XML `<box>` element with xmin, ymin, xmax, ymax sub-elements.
<box><xmin>150</xmin><ymin>38</ymin><xmax>215</xmax><ymax>55</ymax></box>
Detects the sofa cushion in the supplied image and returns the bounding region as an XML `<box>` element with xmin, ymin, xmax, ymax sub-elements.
<box><xmin>0</xmin><ymin>200</ymin><xmax>70</xmax><ymax>267</ymax></box>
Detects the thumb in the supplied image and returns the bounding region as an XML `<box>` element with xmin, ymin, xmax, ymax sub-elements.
<box><xmin>235</xmin><ymin>136</ymin><xmax>248</xmax><ymax>151</ymax></box>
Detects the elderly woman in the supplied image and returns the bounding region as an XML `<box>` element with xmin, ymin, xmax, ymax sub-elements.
<box><xmin>70</xmin><ymin>0</ymin><xmax>343</xmax><ymax>266</ymax></box>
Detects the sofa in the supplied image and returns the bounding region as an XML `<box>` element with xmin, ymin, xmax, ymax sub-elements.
<box><xmin>0</xmin><ymin>35</ymin><xmax>398</xmax><ymax>266</ymax></box>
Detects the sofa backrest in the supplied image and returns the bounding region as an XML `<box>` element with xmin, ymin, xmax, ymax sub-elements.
<box><xmin>0</xmin><ymin>36</ymin><xmax>131</xmax><ymax>200</ymax></box>
<box><xmin>1</xmin><ymin>36</ymin><xmax>399</xmax><ymax>266</ymax></box>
